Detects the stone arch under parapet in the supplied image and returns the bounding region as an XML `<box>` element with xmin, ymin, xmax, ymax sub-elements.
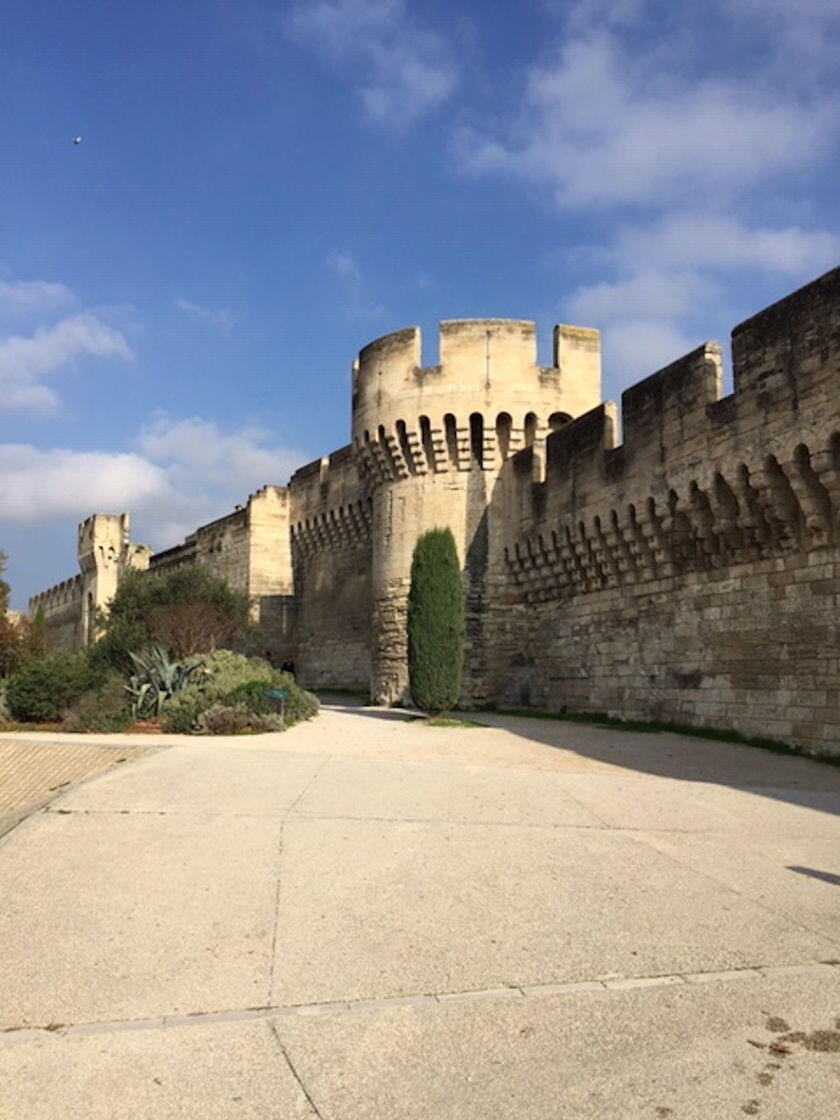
<box><xmin>793</xmin><ymin>442</ymin><xmax>833</xmax><ymax>539</ymax></box>
<box><xmin>524</xmin><ymin>412</ymin><xmax>538</xmax><ymax>448</ymax></box>
<box><xmin>395</xmin><ymin>419</ymin><xmax>417</xmax><ymax>475</ymax></box>
<box><xmin>444</xmin><ymin>413</ymin><xmax>459</xmax><ymax>468</ymax></box>
<box><xmin>496</xmin><ymin>412</ymin><xmax>512</xmax><ymax>461</ymax></box>
<box><xmin>764</xmin><ymin>452</ymin><xmax>805</xmax><ymax>543</ymax></box>
<box><xmin>469</xmin><ymin>412</ymin><xmax>484</xmax><ymax>468</ymax></box>
<box><xmin>418</xmin><ymin>415</ymin><xmax>435</xmax><ymax>471</ymax></box>
<box><xmin>548</xmin><ymin>411</ymin><xmax>571</xmax><ymax>432</ymax></box>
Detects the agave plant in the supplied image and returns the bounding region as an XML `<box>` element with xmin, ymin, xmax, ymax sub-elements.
<box><xmin>126</xmin><ymin>643</ymin><xmax>203</xmax><ymax>719</ymax></box>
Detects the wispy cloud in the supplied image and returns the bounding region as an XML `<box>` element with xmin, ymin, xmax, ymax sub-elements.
<box><xmin>325</xmin><ymin>251</ymin><xmax>362</xmax><ymax>283</ymax></box>
<box><xmin>456</xmin><ymin>33</ymin><xmax>829</xmax><ymax>209</ymax></box>
<box><xmin>0</xmin><ymin>278</ymin><xmax>77</xmax><ymax>319</ymax></box>
<box><xmin>0</xmin><ymin>312</ymin><xmax>134</xmax><ymax>415</ymax></box>
<box><xmin>287</xmin><ymin>0</ymin><xmax>458</xmax><ymax>128</ymax></box>
<box><xmin>326</xmin><ymin>251</ymin><xmax>384</xmax><ymax>320</ymax></box>
<box><xmin>173</xmin><ymin>297</ymin><xmax>235</xmax><ymax>337</ymax></box>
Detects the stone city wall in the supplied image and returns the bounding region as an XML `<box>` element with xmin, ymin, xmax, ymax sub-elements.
<box><xmin>25</xmin><ymin>269</ymin><xmax>840</xmax><ymax>754</ymax></box>
<box><xmin>288</xmin><ymin>446</ymin><xmax>372</xmax><ymax>689</ymax></box>
<box><xmin>28</xmin><ymin>574</ymin><xmax>85</xmax><ymax>653</ymax></box>
<box><xmin>488</xmin><ymin>268</ymin><xmax>840</xmax><ymax>754</ymax></box>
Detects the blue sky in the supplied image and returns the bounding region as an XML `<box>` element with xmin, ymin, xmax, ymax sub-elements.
<box><xmin>2</xmin><ymin>0</ymin><xmax>839</xmax><ymax>607</ymax></box>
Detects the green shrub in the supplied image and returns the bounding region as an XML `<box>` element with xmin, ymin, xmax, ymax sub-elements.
<box><xmin>160</xmin><ymin>652</ymin><xmax>318</xmax><ymax>733</ymax></box>
<box><xmin>160</xmin><ymin>692</ymin><xmax>207</xmax><ymax>734</ymax></box>
<box><xmin>193</xmin><ymin>702</ymin><xmax>285</xmax><ymax>736</ymax></box>
<box><xmin>6</xmin><ymin>654</ymin><xmax>98</xmax><ymax>723</ymax></box>
<box><xmin>0</xmin><ymin>678</ymin><xmax>10</xmax><ymax>722</ymax></box>
<box><xmin>407</xmin><ymin>528</ymin><xmax>465</xmax><ymax>715</ymax></box>
<box><xmin>224</xmin><ymin>680</ymin><xmax>274</xmax><ymax>714</ymax></box>
<box><xmin>62</xmin><ymin>674</ymin><xmax>133</xmax><ymax>733</ymax></box>
<box><xmin>194</xmin><ymin>650</ymin><xmax>275</xmax><ymax>696</ymax></box>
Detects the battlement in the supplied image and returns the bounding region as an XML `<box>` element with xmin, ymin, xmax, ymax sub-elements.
<box><xmin>30</xmin><ymin>573</ymin><xmax>84</xmax><ymax>614</ymax></box>
<box><xmin>351</xmin><ymin>318</ymin><xmax>601</xmax><ymax>445</ymax></box>
<box><xmin>502</xmin><ymin>266</ymin><xmax>840</xmax><ymax>589</ymax></box>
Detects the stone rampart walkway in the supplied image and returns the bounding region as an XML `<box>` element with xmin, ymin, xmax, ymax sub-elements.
<box><xmin>1</xmin><ymin>707</ymin><xmax>839</xmax><ymax>1118</ymax></box>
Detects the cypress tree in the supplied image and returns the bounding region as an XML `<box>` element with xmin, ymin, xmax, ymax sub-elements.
<box><xmin>407</xmin><ymin>528</ymin><xmax>465</xmax><ymax>714</ymax></box>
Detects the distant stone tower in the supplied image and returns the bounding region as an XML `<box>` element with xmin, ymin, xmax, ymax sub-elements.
<box><xmin>77</xmin><ymin>514</ymin><xmax>151</xmax><ymax>644</ymax></box>
<box><xmin>352</xmin><ymin>318</ymin><xmax>602</xmax><ymax>704</ymax></box>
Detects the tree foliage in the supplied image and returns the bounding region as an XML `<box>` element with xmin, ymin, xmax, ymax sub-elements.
<box><xmin>407</xmin><ymin>528</ymin><xmax>465</xmax><ymax>715</ymax></box>
<box><xmin>90</xmin><ymin>566</ymin><xmax>251</xmax><ymax>672</ymax></box>
<box><xmin>0</xmin><ymin>557</ymin><xmax>44</xmax><ymax>678</ymax></box>
<box><xmin>0</xmin><ymin>551</ymin><xmax>9</xmax><ymax>613</ymax></box>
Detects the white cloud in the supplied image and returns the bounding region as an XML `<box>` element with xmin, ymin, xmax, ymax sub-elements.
<box><xmin>598</xmin><ymin>319</ymin><xmax>696</xmax><ymax>384</ymax></box>
<box><xmin>0</xmin><ymin>279</ymin><xmax>76</xmax><ymax>318</ymax></box>
<box><xmin>288</xmin><ymin>0</ymin><xmax>457</xmax><ymax>128</ymax></box>
<box><xmin>0</xmin><ymin>414</ymin><xmax>305</xmax><ymax>552</ymax></box>
<box><xmin>174</xmin><ymin>297</ymin><xmax>235</xmax><ymax>336</ymax></box>
<box><xmin>137</xmin><ymin>414</ymin><xmax>302</xmax><ymax>498</ymax></box>
<box><xmin>565</xmin><ymin>269</ymin><xmax>702</xmax><ymax>383</ymax></box>
<box><xmin>562</xmin><ymin>214</ymin><xmax>840</xmax><ymax>386</ymax></box>
<box><xmin>567</xmin><ymin>268</ymin><xmax>710</xmax><ymax>325</ymax></box>
<box><xmin>0</xmin><ymin>313</ymin><xmax>134</xmax><ymax>416</ymax></box>
<box><xmin>0</xmin><ymin>445</ymin><xmax>168</xmax><ymax>521</ymax></box>
<box><xmin>457</xmin><ymin>34</ymin><xmax>831</xmax><ymax>208</ymax></box>
<box><xmin>614</xmin><ymin>216</ymin><xmax>840</xmax><ymax>275</ymax></box>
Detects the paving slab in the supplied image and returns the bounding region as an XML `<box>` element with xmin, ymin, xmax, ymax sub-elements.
<box><xmin>55</xmin><ymin>743</ymin><xmax>324</xmax><ymax>816</ymax></box>
<box><xmin>271</xmin><ymin>817</ymin><xmax>834</xmax><ymax>1005</ymax></box>
<box><xmin>0</xmin><ymin>1018</ymin><xmax>317</xmax><ymax>1119</ymax></box>
<box><xmin>291</xmin><ymin>753</ymin><xmax>605</xmax><ymax>827</ymax></box>
<box><xmin>0</xmin><ymin>811</ymin><xmax>279</xmax><ymax>1026</ymax></box>
<box><xmin>637</xmin><ymin>830</ymin><xmax>840</xmax><ymax>948</ymax></box>
<box><xmin>552</xmin><ymin>772</ymin><xmax>840</xmax><ymax>837</ymax></box>
<box><xmin>2</xmin><ymin>705</ymin><xmax>840</xmax><ymax>1117</ymax></box>
<box><xmin>272</xmin><ymin>972</ymin><xmax>840</xmax><ymax>1119</ymax></box>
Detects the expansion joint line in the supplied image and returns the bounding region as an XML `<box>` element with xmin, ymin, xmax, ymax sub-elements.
<box><xmin>269</xmin><ymin>1021</ymin><xmax>325</xmax><ymax>1119</ymax></box>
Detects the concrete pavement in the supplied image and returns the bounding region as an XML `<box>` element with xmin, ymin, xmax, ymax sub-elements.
<box><xmin>1</xmin><ymin>706</ymin><xmax>839</xmax><ymax>1118</ymax></box>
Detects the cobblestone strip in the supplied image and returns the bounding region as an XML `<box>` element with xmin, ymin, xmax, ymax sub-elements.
<box><xmin>0</xmin><ymin>739</ymin><xmax>156</xmax><ymax>834</ymax></box>
<box><xmin>2</xmin><ymin>961</ymin><xmax>837</xmax><ymax>1043</ymax></box>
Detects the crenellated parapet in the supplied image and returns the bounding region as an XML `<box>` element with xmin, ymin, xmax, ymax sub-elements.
<box><xmin>288</xmin><ymin>444</ymin><xmax>372</xmax><ymax>554</ymax></box>
<box><xmin>29</xmin><ymin>573</ymin><xmax>84</xmax><ymax>615</ymax></box>
<box><xmin>503</xmin><ymin>267</ymin><xmax>840</xmax><ymax>605</ymax></box>
<box><xmin>351</xmin><ymin>318</ymin><xmax>601</xmax><ymax>452</ymax></box>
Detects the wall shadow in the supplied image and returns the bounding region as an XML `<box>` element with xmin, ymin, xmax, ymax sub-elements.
<box><xmin>468</xmin><ymin>709</ymin><xmax>840</xmax><ymax>818</ymax></box>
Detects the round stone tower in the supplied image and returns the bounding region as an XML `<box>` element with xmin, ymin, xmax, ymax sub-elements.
<box><xmin>353</xmin><ymin>318</ymin><xmax>602</xmax><ymax>705</ymax></box>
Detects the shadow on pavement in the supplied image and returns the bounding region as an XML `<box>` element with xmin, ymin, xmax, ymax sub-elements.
<box><xmin>787</xmin><ymin>866</ymin><xmax>840</xmax><ymax>885</ymax></box>
<box><xmin>313</xmin><ymin>689</ymin><xmax>840</xmax><ymax>820</ymax></box>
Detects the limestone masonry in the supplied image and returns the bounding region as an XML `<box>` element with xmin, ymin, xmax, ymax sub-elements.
<box><xmin>30</xmin><ymin>268</ymin><xmax>840</xmax><ymax>754</ymax></box>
